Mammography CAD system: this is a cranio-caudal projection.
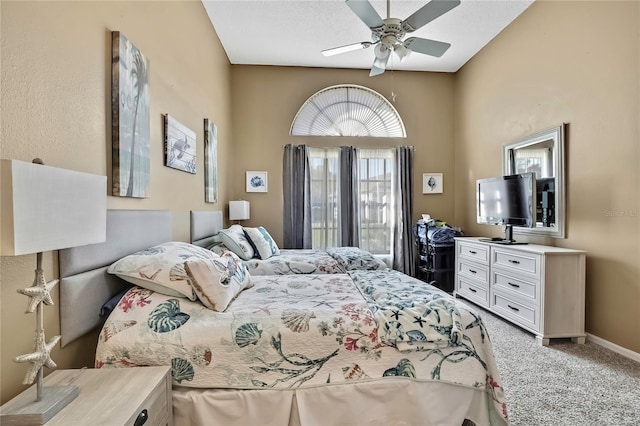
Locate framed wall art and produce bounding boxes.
[111,31,150,198]
[204,118,218,203]
[164,114,196,174]
[423,173,443,194]
[246,171,268,193]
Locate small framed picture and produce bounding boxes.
[246,171,268,193]
[164,114,196,174]
[423,173,443,194]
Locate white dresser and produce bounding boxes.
[454,237,586,346]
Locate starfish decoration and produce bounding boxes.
[413,315,426,328]
[15,330,61,385]
[17,270,58,313]
[391,309,403,320]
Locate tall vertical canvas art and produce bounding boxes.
[204,119,218,203]
[111,31,150,198]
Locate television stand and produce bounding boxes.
[479,238,528,245]
[479,225,528,245]
[454,237,587,345]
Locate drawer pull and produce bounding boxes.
[469,288,477,293]
[469,250,477,254]
[508,282,520,288]
[468,269,477,274]
[134,409,148,426]
[507,304,520,312]
[508,259,520,265]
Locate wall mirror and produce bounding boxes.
[503,124,566,238]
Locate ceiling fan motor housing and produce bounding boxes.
[372,18,405,48]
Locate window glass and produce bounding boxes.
[309,147,394,256]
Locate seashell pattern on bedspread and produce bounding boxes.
[95,272,507,424]
[242,249,347,275]
[233,246,385,276]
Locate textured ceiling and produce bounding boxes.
[202,0,534,73]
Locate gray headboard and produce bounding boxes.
[190,210,223,248]
[58,210,172,347]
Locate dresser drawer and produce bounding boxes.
[493,271,538,301]
[492,292,538,331]
[457,259,489,283]
[492,248,540,276]
[457,277,489,307]
[457,241,489,264]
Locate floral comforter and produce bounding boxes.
[96,271,507,424]
[238,246,387,276]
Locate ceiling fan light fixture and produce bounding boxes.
[394,44,409,61]
[374,43,389,59]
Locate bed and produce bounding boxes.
[189,210,388,275]
[59,210,508,426]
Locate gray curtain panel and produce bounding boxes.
[339,146,360,247]
[393,146,415,275]
[283,144,312,249]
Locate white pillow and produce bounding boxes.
[107,242,216,300]
[218,225,255,260]
[244,226,280,259]
[185,251,253,312]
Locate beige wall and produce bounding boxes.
[230,65,456,244]
[0,0,232,403]
[455,0,640,352]
[2,0,638,408]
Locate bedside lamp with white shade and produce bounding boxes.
[229,200,250,222]
[0,159,107,424]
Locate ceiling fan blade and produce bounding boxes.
[321,41,373,57]
[346,0,384,29]
[370,47,390,76]
[402,0,461,32]
[404,37,451,57]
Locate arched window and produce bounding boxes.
[290,84,406,137]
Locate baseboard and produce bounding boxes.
[586,333,640,363]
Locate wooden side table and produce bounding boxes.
[1,367,173,426]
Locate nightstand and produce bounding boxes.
[1,366,173,426]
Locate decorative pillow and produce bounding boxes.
[204,234,223,248]
[184,251,253,312]
[218,225,255,260]
[107,242,216,300]
[244,226,280,260]
[206,242,232,256]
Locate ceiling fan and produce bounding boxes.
[322,0,461,76]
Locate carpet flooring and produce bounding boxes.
[474,306,640,426]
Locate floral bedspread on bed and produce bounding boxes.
[242,249,346,275]
[96,272,507,424]
[349,269,466,351]
[238,246,387,276]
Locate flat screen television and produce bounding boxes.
[476,173,536,244]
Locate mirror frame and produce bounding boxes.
[503,124,566,238]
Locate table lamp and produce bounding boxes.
[229,200,250,222]
[0,159,107,424]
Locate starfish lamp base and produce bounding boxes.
[0,384,79,425]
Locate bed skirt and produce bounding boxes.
[172,379,505,426]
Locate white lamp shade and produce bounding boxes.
[1,159,107,256]
[229,200,250,221]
